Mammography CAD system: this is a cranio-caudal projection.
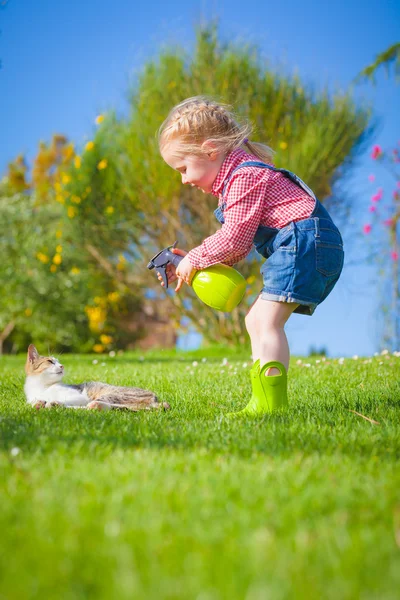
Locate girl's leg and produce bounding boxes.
[245,297,299,375]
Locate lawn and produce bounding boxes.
[0,347,399,600]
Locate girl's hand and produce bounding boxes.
[156,247,196,292]
[175,254,197,292]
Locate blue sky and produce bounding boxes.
[1,0,399,356]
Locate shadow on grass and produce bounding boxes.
[1,400,399,461]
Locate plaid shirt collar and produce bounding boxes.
[211,149,252,198]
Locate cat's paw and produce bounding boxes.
[87,400,110,411]
[33,400,46,410]
[45,400,63,409]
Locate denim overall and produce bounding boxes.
[214,161,344,315]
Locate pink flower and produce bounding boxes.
[363,224,372,234]
[371,145,382,160]
[391,251,399,261]
[397,181,400,189]
[368,174,375,182]
[369,205,377,213]
[383,219,394,227]
[371,188,383,202]
[393,190,400,200]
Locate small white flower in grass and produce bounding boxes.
[393,351,400,357]
[374,352,379,356]
[92,359,98,365]
[202,357,207,362]
[296,359,302,365]
[379,361,383,365]
[186,366,190,371]
[109,350,116,357]
[10,447,21,457]
[192,361,198,367]
[353,355,359,360]
[101,362,106,367]
[242,362,248,368]
[322,357,326,362]
[304,363,311,368]
[338,358,345,365]
[381,349,389,355]
[222,358,228,366]
[316,360,321,364]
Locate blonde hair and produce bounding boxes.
[158,96,274,163]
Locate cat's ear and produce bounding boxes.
[27,344,40,363]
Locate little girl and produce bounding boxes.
[158,96,344,416]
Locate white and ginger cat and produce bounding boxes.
[24,344,170,412]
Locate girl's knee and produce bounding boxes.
[245,310,257,334]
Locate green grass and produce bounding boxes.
[0,348,399,600]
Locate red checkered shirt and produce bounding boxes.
[187,149,315,269]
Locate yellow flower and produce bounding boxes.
[100,334,113,345]
[95,114,105,124]
[53,254,62,265]
[86,186,92,194]
[105,206,114,214]
[93,344,105,353]
[56,229,63,239]
[85,305,106,333]
[61,173,71,185]
[97,159,108,170]
[279,141,288,150]
[25,308,33,317]
[85,141,94,151]
[56,245,62,253]
[55,194,65,204]
[67,206,77,218]
[54,182,62,192]
[36,252,49,264]
[107,291,120,303]
[74,156,81,169]
[50,264,57,273]
[71,195,81,204]
[70,267,80,275]
[117,254,127,271]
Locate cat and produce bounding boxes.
[24,344,170,412]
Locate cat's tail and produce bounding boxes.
[92,399,170,411]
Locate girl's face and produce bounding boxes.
[161,140,226,194]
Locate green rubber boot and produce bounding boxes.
[227,360,288,417]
